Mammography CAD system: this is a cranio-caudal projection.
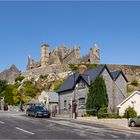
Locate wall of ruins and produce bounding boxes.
[22,64,70,79]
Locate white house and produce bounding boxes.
[38,91,59,114]
[117,91,140,115]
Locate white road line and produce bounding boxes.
[15,127,34,135]
[0,121,4,124]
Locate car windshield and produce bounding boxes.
[35,106,46,111]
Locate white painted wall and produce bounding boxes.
[118,91,140,116]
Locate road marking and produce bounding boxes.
[15,127,34,135]
[0,121,4,124]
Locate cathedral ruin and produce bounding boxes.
[27,44,100,70]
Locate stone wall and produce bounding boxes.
[22,64,70,79]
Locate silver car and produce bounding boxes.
[128,115,140,127]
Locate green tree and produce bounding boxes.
[86,76,108,115]
[54,81,63,91]
[15,75,25,82]
[2,84,14,105]
[21,80,39,97]
[124,106,137,118]
[13,89,22,105]
[0,80,7,94]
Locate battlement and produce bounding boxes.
[27,43,100,70]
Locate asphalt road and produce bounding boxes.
[0,111,140,139]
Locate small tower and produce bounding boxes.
[89,44,100,64]
[41,44,49,67]
[74,45,80,59]
[27,55,33,70]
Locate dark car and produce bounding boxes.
[128,115,140,127]
[26,106,50,118]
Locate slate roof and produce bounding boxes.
[81,65,108,82]
[57,65,106,93]
[57,72,80,93]
[57,64,127,93]
[110,70,128,82]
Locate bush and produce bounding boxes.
[81,113,90,117]
[54,81,63,91]
[123,106,137,118]
[131,79,138,86]
[127,85,135,93]
[21,80,40,97]
[97,106,108,118]
[15,76,25,82]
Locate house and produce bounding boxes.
[38,91,59,114]
[117,90,140,116]
[57,64,128,115]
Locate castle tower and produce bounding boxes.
[27,55,33,70]
[41,44,49,67]
[74,45,80,59]
[89,44,100,64]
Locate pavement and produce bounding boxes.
[54,114,140,133]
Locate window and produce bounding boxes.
[77,80,86,89]
[64,100,67,110]
[78,98,86,109]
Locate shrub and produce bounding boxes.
[81,113,90,117]
[15,76,25,82]
[131,79,138,86]
[97,106,108,118]
[123,106,137,118]
[54,81,63,91]
[127,85,135,93]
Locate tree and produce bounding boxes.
[124,106,137,118]
[86,76,108,115]
[2,84,14,105]
[13,89,22,105]
[21,80,39,97]
[54,80,64,91]
[15,75,25,82]
[0,80,7,94]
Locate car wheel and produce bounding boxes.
[130,121,136,127]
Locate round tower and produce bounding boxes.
[41,44,49,67]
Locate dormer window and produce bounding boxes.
[76,80,86,89]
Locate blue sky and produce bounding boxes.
[0,1,140,72]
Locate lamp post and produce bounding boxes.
[72,66,77,119]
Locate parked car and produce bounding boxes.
[26,101,45,107]
[26,106,50,118]
[128,115,140,127]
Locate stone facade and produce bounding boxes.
[58,66,127,115]
[27,44,100,70]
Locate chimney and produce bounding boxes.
[78,65,87,74]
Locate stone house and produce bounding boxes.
[57,65,128,115]
[117,90,140,116]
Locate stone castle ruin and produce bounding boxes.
[27,44,100,70]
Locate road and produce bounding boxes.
[0,111,140,139]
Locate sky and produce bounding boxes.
[0,1,140,72]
